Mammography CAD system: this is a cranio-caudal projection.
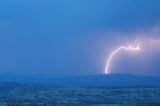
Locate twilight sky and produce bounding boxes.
[0,0,160,76]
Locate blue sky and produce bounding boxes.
[0,0,160,76]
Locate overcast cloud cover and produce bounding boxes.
[0,0,160,76]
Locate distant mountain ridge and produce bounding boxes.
[0,73,160,87]
[50,73,160,87]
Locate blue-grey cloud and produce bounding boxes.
[0,0,160,76]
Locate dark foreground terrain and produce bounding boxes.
[0,83,160,106]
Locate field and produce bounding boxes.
[0,83,160,106]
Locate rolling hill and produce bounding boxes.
[0,73,160,87]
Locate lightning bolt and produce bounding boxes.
[105,41,140,74]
